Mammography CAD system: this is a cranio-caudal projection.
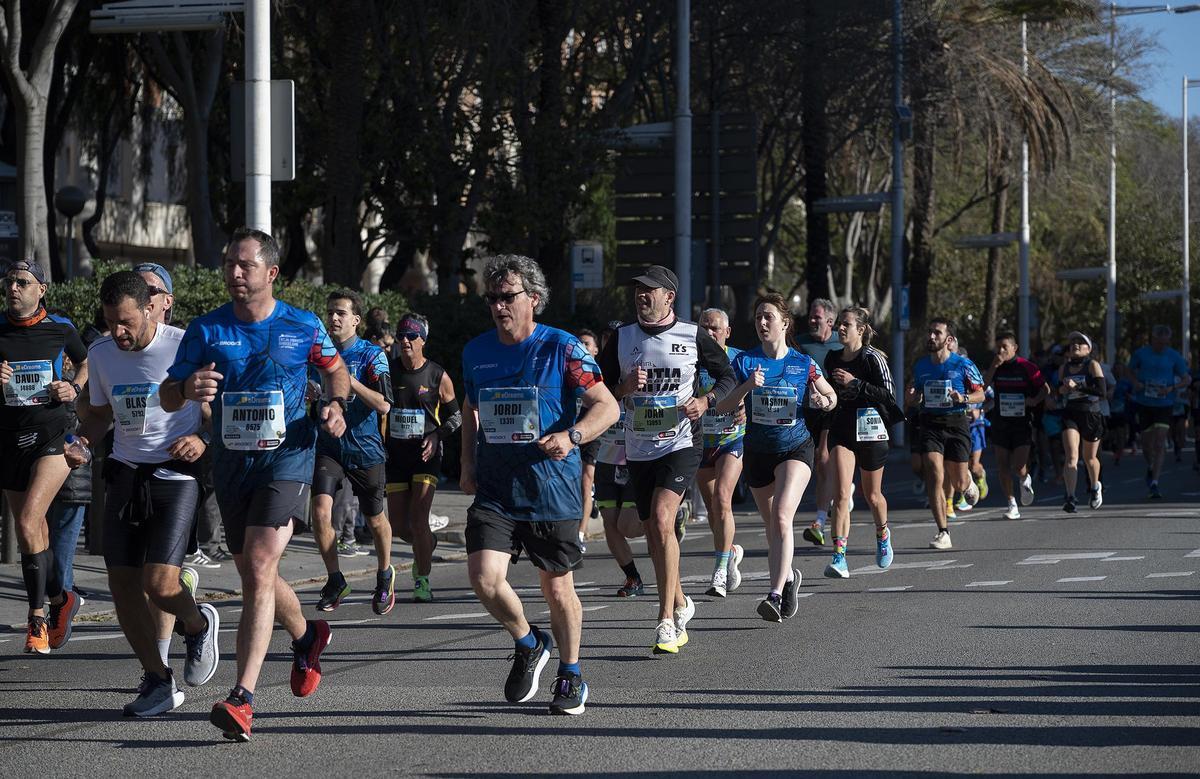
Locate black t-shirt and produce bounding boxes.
[389,358,447,441]
[0,308,87,431]
[824,345,896,428]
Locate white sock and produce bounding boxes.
[815,509,828,527]
[157,638,171,666]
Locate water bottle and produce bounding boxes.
[64,434,92,465]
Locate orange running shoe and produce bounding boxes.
[25,616,50,654]
[210,695,253,742]
[47,590,81,649]
[290,619,332,697]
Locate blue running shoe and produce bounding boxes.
[824,552,849,579]
[876,534,894,569]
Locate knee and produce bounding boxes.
[865,491,886,512]
[142,571,177,602]
[541,575,578,607]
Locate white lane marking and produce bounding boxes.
[1056,576,1106,583]
[1185,549,1200,558]
[868,586,912,592]
[1101,556,1145,562]
[324,618,380,626]
[794,592,814,599]
[927,563,974,570]
[1016,559,1060,566]
[966,580,1012,587]
[851,559,958,575]
[1145,511,1200,518]
[1146,571,1195,578]
[424,612,491,621]
[1027,552,1115,560]
[542,605,610,615]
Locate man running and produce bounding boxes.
[695,307,745,598]
[597,265,736,653]
[984,331,1048,519]
[908,318,984,550]
[1128,325,1191,499]
[161,228,349,741]
[795,298,842,546]
[0,259,87,654]
[387,312,458,603]
[75,270,219,715]
[310,290,395,614]
[460,255,618,715]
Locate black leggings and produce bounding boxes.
[103,459,200,569]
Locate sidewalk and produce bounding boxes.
[0,486,477,631]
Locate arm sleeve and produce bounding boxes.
[696,330,736,403]
[597,333,622,392]
[564,338,602,395]
[1082,369,1106,397]
[858,349,897,406]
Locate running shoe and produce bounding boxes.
[209,546,234,562]
[929,530,952,550]
[616,577,643,597]
[674,506,687,543]
[179,566,199,599]
[673,595,695,647]
[47,589,81,649]
[505,626,552,702]
[429,513,450,533]
[124,670,184,717]
[955,495,971,512]
[290,619,332,698]
[183,602,220,687]
[756,594,783,623]
[876,533,894,569]
[548,673,589,715]
[1005,499,1021,520]
[577,532,587,555]
[975,473,989,501]
[316,576,351,612]
[413,575,432,603]
[780,569,802,619]
[210,691,253,741]
[185,550,221,569]
[373,565,396,615]
[336,541,360,557]
[1063,496,1077,514]
[1019,474,1035,506]
[653,620,679,654]
[824,552,850,579]
[24,616,49,654]
[727,544,744,591]
[706,565,728,598]
[1149,481,1162,500]
[945,498,957,521]
[963,478,980,507]
[1089,482,1103,510]
[802,522,826,546]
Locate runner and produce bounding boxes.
[1128,324,1191,499]
[717,293,837,621]
[908,318,984,550]
[460,254,618,715]
[823,306,898,578]
[983,331,1048,519]
[595,407,647,596]
[795,298,842,546]
[74,270,219,715]
[310,290,396,614]
[1053,331,1106,512]
[695,307,745,598]
[0,259,87,654]
[597,265,736,653]
[161,228,349,741]
[387,312,458,603]
[959,346,990,512]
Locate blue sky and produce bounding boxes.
[1122,12,1200,117]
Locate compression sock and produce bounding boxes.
[619,561,640,580]
[20,551,49,611]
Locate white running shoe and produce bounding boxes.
[706,566,728,598]
[653,620,679,654]
[727,544,744,591]
[429,514,450,533]
[673,595,695,646]
[1089,482,1103,510]
[1005,500,1021,520]
[1019,474,1035,507]
[929,530,952,550]
[963,479,980,507]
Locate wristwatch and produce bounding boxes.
[328,396,349,412]
[70,382,83,397]
[568,427,583,446]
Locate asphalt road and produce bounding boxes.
[1,455,1198,776]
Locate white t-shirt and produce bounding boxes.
[89,324,202,475]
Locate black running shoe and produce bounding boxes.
[504,626,552,703]
[317,576,351,612]
[757,594,783,623]
[1062,496,1077,514]
[780,568,802,619]
[548,673,589,715]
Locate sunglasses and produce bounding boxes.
[484,289,528,306]
[4,277,36,289]
[147,286,168,297]
[398,332,423,342]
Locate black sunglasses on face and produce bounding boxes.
[484,289,528,306]
[4,277,34,289]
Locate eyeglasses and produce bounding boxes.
[397,332,422,342]
[147,286,167,297]
[4,277,34,289]
[484,289,529,306]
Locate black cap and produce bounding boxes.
[3,259,46,284]
[630,264,678,293]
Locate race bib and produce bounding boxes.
[855,407,889,442]
[629,395,680,441]
[388,408,425,440]
[1143,381,1168,400]
[998,392,1026,418]
[478,387,539,444]
[751,386,798,426]
[3,359,53,406]
[701,408,737,436]
[1066,374,1087,401]
[222,390,287,450]
[923,380,952,409]
[599,411,626,446]
[112,382,158,436]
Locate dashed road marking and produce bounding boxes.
[1101,556,1145,562]
[868,586,912,592]
[965,580,1012,587]
[1185,549,1200,559]
[1146,571,1195,578]
[1056,576,1106,583]
[424,612,491,621]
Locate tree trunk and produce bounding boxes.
[15,101,50,271]
[982,171,1009,348]
[183,111,222,266]
[801,4,831,303]
[321,0,366,287]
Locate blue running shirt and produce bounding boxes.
[700,345,745,448]
[1128,346,1189,408]
[314,336,390,469]
[463,324,602,521]
[166,301,339,488]
[912,353,983,415]
[731,347,821,453]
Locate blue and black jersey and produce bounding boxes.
[314,336,390,470]
[0,307,87,431]
[912,353,983,415]
[731,347,821,453]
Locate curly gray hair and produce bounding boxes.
[482,254,549,314]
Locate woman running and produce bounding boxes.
[1053,331,1105,512]
[717,293,837,622]
[822,306,897,578]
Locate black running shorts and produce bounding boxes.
[626,446,702,522]
[217,480,311,555]
[465,505,582,573]
[744,438,816,489]
[593,462,636,509]
[825,431,889,472]
[0,423,68,492]
[1136,405,1172,431]
[915,414,971,463]
[102,459,200,569]
[385,440,442,492]
[1062,408,1105,443]
[990,419,1033,451]
[313,455,386,516]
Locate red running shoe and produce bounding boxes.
[290,619,332,697]
[47,590,81,649]
[210,696,253,742]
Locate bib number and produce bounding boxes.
[855,407,889,442]
[112,382,158,435]
[388,408,425,440]
[701,408,737,436]
[3,359,53,406]
[923,380,952,409]
[751,386,798,426]
[1066,374,1087,401]
[478,387,539,444]
[630,395,680,441]
[222,390,287,450]
[600,411,626,446]
[998,392,1026,418]
[1144,381,1168,400]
